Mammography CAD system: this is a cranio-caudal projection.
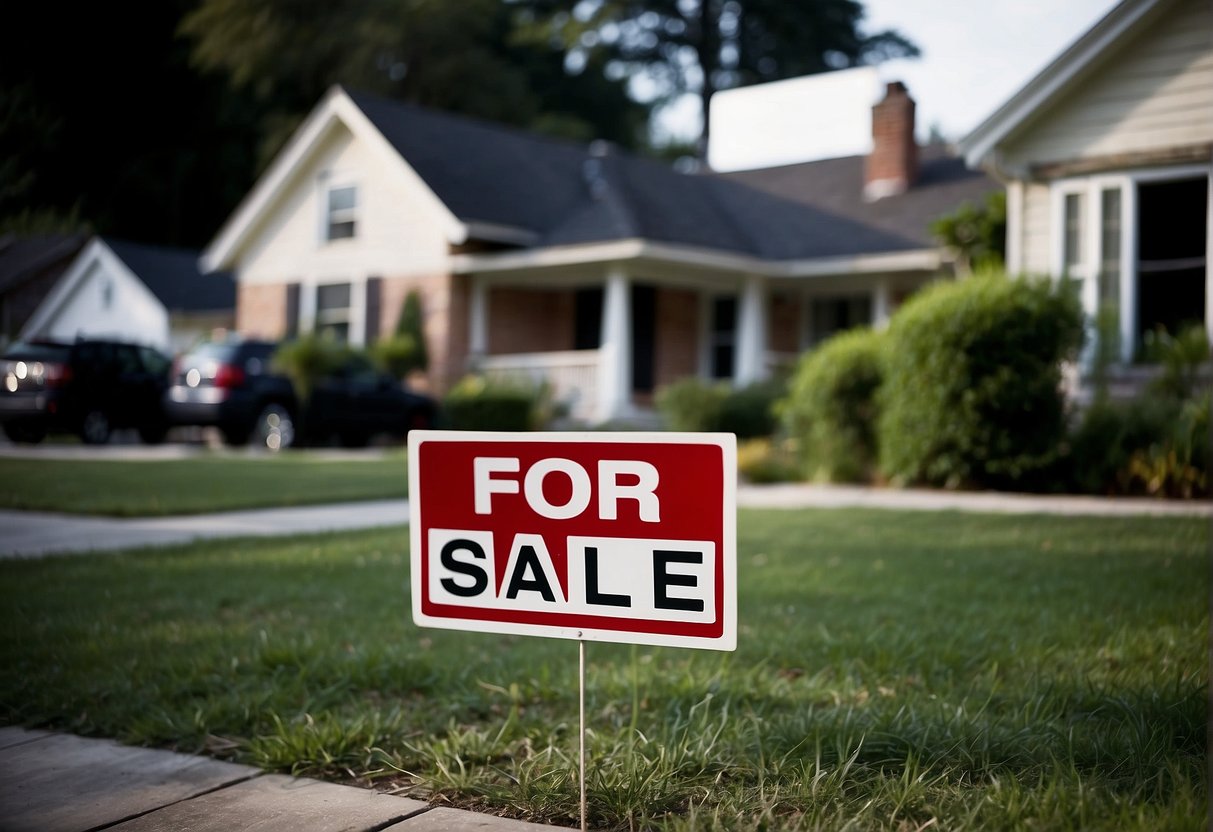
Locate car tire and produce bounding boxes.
[253,404,295,452]
[3,421,47,445]
[79,409,112,445]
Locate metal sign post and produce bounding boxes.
[579,639,587,832]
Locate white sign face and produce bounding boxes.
[408,431,737,651]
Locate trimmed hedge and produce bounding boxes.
[878,274,1083,489]
[443,376,543,431]
[656,378,783,438]
[781,326,884,482]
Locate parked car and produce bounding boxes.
[0,339,172,445]
[165,338,434,450]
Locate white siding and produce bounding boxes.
[1020,183,1054,276]
[1003,0,1213,168]
[25,252,170,350]
[237,122,451,288]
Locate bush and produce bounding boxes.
[781,327,884,482]
[656,378,728,432]
[443,376,544,431]
[656,378,783,437]
[273,334,354,401]
[718,379,785,439]
[371,333,422,380]
[1070,394,1210,498]
[737,438,801,483]
[1142,324,1210,399]
[878,273,1083,489]
[1067,397,1178,494]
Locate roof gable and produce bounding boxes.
[960,0,1178,170]
[105,238,234,313]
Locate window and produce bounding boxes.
[1099,188,1121,314]
[1063,192,1085,275]
[1136,177,1207,346]
[709,296,736,380]
[325,185,357,241]
[315,282,352,342]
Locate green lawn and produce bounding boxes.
[0,509,1206,830]
[0,453,407,516]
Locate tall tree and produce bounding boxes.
[181,0,649,165]
[514,0,919,154]
[0,0,261,245]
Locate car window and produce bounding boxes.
[139,347,171,375]
[74,342,115,373]
[114,345,142,374]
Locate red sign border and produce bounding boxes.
[408,430,737,651]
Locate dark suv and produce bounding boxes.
[165,339,299,450]
[165,339,435,450]
[0,339,172,444]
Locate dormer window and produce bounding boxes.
[325,184,357,241]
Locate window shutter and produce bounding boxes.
[285,282,301,338]
[364,276,382,345]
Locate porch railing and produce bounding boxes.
[478,349,601,423]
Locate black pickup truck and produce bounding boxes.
[165,339,434,450]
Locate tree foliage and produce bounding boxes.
[514,0,919,152]
[180,0,648,165]
[930,190,1007,275]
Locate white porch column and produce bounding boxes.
[469,275,488,363]
[734,274,769,386]
[872,278,892,330]
[596,265,632,422]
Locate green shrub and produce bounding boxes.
[370,333,422,379]
[718,379,785,438]
[273,334,355,401]
[656,377,783,437]
[1142,324,1210,399]
[781,327,884,482]
[1067,397,1178,494]
[737,438,801,483]
[655,378,728,432]
[443,376,544,431]
[878,273,1083,489]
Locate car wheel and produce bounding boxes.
[3,421,47,444]
[253,404,294,452]
[79,409,112,445]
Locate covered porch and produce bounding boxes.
[454,246,942,425]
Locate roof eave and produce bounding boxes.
[451,239,943,278]
[959,0,1169,171]
[200,86,470,273]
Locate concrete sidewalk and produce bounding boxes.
[0,727,568,832]
[3,484,1209,559]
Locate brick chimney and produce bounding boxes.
[865,81,918,201]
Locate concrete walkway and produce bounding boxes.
[0,727,568,832]
[2,484,1208,559]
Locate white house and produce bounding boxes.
[202,82,997,424]
[960,0,1212,366]
[21,237,235,354]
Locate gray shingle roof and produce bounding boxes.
[0,233,87,292]
[346,89,999,261]
[104,239,235,313]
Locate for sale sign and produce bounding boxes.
[408,431,736,651]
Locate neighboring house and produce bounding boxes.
[0,232,88,347]
[960,0,1212,368]
[21,237,235,354]
[202,83,996,423]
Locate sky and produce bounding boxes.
[659,0,1124,146]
